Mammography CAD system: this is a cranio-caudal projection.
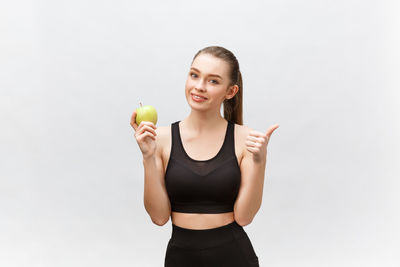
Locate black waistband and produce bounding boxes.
[169,220,248,249]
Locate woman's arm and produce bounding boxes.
[143,127,171,226]
[234,124,279,226]
[234,145,267,226]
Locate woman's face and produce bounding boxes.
[185,53,236,112]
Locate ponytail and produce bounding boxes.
[223,69,243,125]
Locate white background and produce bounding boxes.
[1,0,399,266]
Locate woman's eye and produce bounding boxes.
[190,73,218,84]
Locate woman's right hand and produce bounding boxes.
[130,110,157,159]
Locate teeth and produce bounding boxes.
[193,95,205,99]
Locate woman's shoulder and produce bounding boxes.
[232,122,254,162]
[155,124,171,141]
[154,124,173,154]
[232,122,253,139]
[154,120,182,141]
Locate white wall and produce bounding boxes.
[1,0,399,266]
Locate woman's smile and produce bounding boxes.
[191,93,208,102]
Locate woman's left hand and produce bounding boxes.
[245,123,279,163]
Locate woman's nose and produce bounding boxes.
[195,80,206,91]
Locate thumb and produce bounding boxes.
[266,124,279,138]
[130,110,138,131]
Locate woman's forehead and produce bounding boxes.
[191,54,229,77]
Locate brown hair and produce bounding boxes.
[191,46,243,125]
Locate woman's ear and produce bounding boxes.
[225,85,239,100]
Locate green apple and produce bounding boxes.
[135,102,158,126]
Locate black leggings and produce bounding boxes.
[164,220,259,267]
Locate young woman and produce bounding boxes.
[130,46,279,267]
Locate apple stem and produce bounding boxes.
[139,102,142,107]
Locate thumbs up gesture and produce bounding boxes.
[245,124,279,163]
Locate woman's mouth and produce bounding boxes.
[191,93,207,102]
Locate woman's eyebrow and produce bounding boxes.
[190,67,222,79]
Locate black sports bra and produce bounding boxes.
[165,120,241,213]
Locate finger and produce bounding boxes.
[247,135,265,144]
[249,130,267,138]
[137,125,157,137]
[136,121,156,134]
[245,140,262,148]
[266,124,279,138]
[246,146,259,153]
[138,121,157,130]
[137,124,157,137]
[137,131,156,141]
[130,110,138,131]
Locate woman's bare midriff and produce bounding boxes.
[171,211,235,229]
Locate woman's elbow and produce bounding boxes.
[151,216,170,226]
[234,214,254,227]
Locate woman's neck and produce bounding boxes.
[182,111,226,134]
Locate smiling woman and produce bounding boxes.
[130,45,279,267]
